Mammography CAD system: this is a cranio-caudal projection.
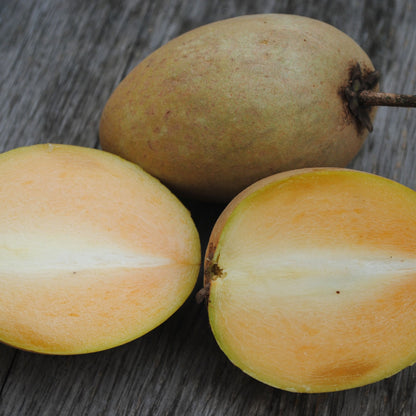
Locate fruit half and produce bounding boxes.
[202,168,416,392]
[0,144,200,354]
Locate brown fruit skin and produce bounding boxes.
[99,14,377,202]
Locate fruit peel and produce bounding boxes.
[99,14,377,202]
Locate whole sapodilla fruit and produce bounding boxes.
[0,144,200,354]
[99,14,378,202]
[199,168,416,392]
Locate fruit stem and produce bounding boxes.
[196,284,210,304]
[344,64,416,132]
[358,91,416,107]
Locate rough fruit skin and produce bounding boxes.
[0,144,200,354]
[204,168,416,392]
[99,14,377,202]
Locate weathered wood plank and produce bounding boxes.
[1,0,416,415]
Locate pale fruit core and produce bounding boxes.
[0,234,171,273]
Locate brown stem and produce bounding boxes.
[358,91,416,107]
[344,64,416,132]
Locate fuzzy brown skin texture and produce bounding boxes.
[99,14,377,202]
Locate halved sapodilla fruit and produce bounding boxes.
[199,168,416,392]
[0,144,200,354]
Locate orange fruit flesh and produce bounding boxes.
[0,144,200,354]
[207,169,416,392]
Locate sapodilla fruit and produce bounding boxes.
[198,168,416,392]
[0,144,200,354]
[99,14,381,202]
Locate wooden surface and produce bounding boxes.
[1,0,416,415]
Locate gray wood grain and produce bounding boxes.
[1,0,416,415]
